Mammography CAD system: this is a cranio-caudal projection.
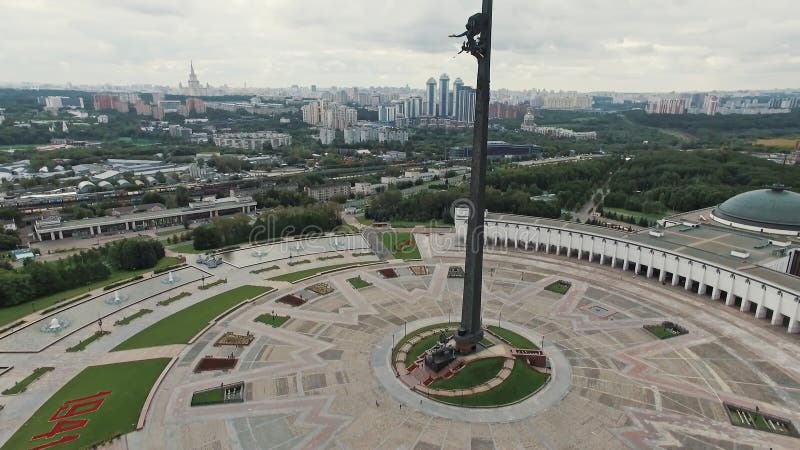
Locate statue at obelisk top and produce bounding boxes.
[451,0,492,355]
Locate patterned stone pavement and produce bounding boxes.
[2,233,800,449]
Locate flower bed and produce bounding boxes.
[379,268,398,278]
[308,282,334,295]
[277,294,307,307]
[194,357,238,373]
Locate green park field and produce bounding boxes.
[112,285,270,351]
[1,359,170,450]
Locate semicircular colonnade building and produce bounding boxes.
[454,192,800,334]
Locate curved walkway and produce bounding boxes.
[371,315,572,423]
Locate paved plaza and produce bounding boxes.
[2,233,800,449]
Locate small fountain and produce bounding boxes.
[161,270,181,285]
[251,248,269,258]
[41,317,70,334]
[105,290,129,306]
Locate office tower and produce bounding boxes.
[452,78,464,118]
[425,78,436,116]
[439,73,450,117]
[456,86,476,123]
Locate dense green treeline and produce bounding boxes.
[488,158,619,211]
[604,150,800,213]
[191,204,342,251]
[0,238,166,307]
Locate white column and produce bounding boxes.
[635,262,641,275]
[658,269,666,282]
[725,291,735,306]
[740,283,752,312]
[789,316,800,333]
[755,302,766,319]
[755,288,767,319]
[600,254,606,265]
[50,232,56,240]
[672,272,680,287]
[711,286,720,301]
[125,222,130,230]
[611,256,617,268]
[514,229,518,249]
[698,282,706,296]
[771,305,783,325]
[535,233,540,252]
[578,248,583,260]
[646,265,654,278]
[684,276,692,290]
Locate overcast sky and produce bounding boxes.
[1,0,798,92]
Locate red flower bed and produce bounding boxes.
[277,294,307,307]
[379,268,398,278]
[194,357,238,373]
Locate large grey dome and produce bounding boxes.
[712,186,800,232]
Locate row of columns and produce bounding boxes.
[484,223,800,334]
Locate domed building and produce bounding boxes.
[711,185,800,236]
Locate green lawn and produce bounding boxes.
[358,216,450,229]
[381,231,421,260]
[1,359,169,450]
[602,207,667,222]
[336,224,359,234]
[433,360,549,407]
[269,263,366,283]
[355,215,374,226]
[255,314,290,328]
[405,334,442,366]
[190,387,224,406]
[387,219,451,228]
[66,331,110,352]
[155,228,185,237]
[0,256,180,328]
[430,357,505,390]
[170,241,201,254]
[391,322,458,365]
[347,276,371,289]
[544,280,571,295]
[645,325,680,340]
[486,326,538,349]
[1,367,54,395]
[112,285,270,351]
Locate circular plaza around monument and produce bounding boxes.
[2,230,800,449]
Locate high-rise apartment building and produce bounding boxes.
[455,86,476,123]
[542,94,592,110]
[403,96,423,119]
[439,73,450,117]
[646,98,688,115]
[452,78,464,118]
[425,78,436,116]
[703,95,720,116]
[301,100,357,130]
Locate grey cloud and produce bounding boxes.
[0,0,798,91]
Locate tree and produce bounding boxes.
[175,186,190,207]
[141,192,166,205]
[0,271,33,307]
[192,224,222,250]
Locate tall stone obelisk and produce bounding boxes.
[452,0,493,354]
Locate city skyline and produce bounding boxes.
[1,0,799,92]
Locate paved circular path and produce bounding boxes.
[371,315,571,422]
